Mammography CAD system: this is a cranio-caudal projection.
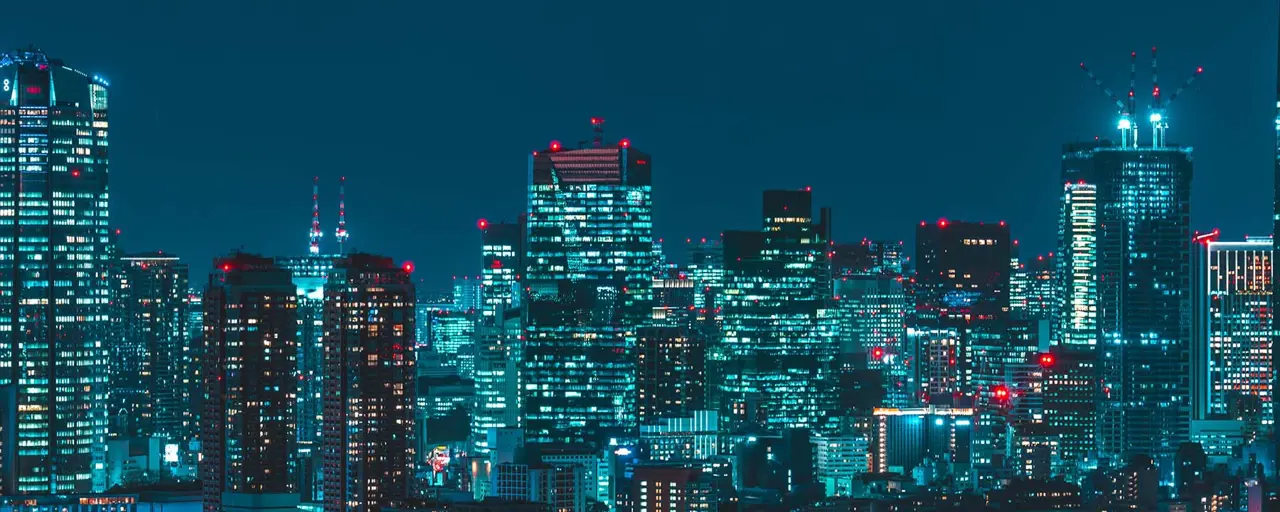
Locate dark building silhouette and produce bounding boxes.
[201,254,299,512]
[636,326,706,424]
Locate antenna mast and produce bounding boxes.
[309,177,321,255]
[591,117,605,147]
[335,176,349,255]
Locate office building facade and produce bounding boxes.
[112,253,189,443]
[1062,140,1193,462]
[1192,236,1272,441]
[0,49,112,495]
[718,189,836,432]
[522,140,654,444]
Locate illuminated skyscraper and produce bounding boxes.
[685,238,723,312]
[201,254,300,512]
[427,308,477,377]
[1192,235,1272,441]
[523,136,654,444]
[1058,183,1098,348]
[1062,136,1193,463]
[1072,51,1197,462]
[112,253,189,443]
[322,254,417,512]
[472,220,523,454]
[1043,182,1101,481]
[718,189,837,432]
[453,275,483,312]
[834,275,911,407]
[0,48,111,495]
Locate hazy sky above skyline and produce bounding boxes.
[3,1,1276,290]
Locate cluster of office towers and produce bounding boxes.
[0,45,1271,510]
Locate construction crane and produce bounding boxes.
[1080,48,1201,149]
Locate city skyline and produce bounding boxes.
[0,1,1274,289]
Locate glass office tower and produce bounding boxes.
[718,189,837,432]
[523,140,654,445]
[1062,139,1193,463]
[0,49,111,495]
[113,253,190,443]
[1192,236,1272,441]
[472,220,523,454]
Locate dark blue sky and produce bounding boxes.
[4,1,1276,289]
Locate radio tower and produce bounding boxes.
[309,176,322,255]
[335,176,349,254]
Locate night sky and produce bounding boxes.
[4,1,1276,290]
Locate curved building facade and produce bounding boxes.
[0,48,111,495]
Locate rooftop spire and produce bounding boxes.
[335,176,349,254]
[309,177,321,255]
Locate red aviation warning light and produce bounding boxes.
[1038,353,1056,368]
[477,218,489,230]
[872,347,884,359]
[402,262,415,273]
[549,140,562,152]
[619,138,630,148]
[993,385,1010,400]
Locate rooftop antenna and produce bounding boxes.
[309,177,322,255]
[335,176,349,255]
[591,117,605,147]
[1080,61,1134,147]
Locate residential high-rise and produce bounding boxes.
[322,254,417,512]
[522,136,654,444]
[1192,235,1272,441]
[636,326,706,424]
[201,254,300,512]
[182,292,203,474]
[718,189,837,432]
[472,220,523,454]
[0,48,112,495]
[1062,136,1193,463]
[112,253,190,444]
